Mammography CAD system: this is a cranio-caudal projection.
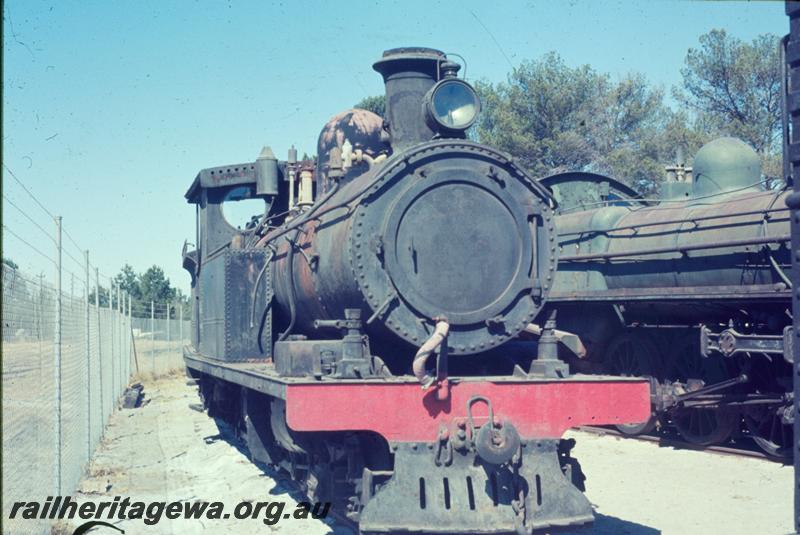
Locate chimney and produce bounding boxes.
[373,47,446,150]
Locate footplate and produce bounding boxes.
[359,440,592,534]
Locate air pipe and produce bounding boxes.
[413,319,450,388]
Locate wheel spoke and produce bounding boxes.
[605,333,659,436]
[675,407,736,447]
[769,410,778,443]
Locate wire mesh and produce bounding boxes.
[130,315,189,376]
[2,266,56,535]
[1,263,190,534]
[88,303,103,455]
[60,290,89,497]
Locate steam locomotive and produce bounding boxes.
[181,48,650,533]
[541,137,793,458]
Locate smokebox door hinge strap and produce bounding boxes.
[366,290,398,325]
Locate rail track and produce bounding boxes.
[577,425,786,462]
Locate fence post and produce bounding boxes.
[151,300,155,373]
[166,303,171,353]
[95,268,103,421]
[126,292,130,383]
[53,216,63,496]
[110,283,116,403]
[120,291,125,388]
[128,294,130,377]
[117,285,122,391]
[119,292,126,386]
[84,250,91,460]
[179,302,183,345]
[123,290,128,384]
[37,272,44,339]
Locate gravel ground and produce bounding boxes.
[71,376,791,535]
[561,429,791,535]
[72,375,353,535]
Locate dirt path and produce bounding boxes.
[561,428,791,534]
[73,376,791,534]
[73,375,353,534]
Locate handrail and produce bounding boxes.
[559,234,791,262]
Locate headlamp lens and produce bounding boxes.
[430,80,480,130]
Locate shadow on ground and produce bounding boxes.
[211,417,658,535]
[211,417,356,534]
[589,513,660,534]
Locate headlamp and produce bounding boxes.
[424,78,480,133]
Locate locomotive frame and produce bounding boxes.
[783,2,800,528]
[180,47,651,534]
[540,152,793,457]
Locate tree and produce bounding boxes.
[474,52,680,195]
[173,288,191,320]
[676,29,781,180]
[353,30,781,194]
[88,285,112,307]
[589,73,670,194]
[475,53,604,176]
[138,265,176,305]
[91,264,141,308]
[1,260,31,339]
[89,264,188,318]
[354,95,385,116]
[113,264,141,300]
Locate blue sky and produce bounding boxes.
[2,0,787,292]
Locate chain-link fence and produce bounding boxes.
[1,263,190,535]
[130,307,188,377]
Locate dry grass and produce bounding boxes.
[50,520,75,535]
[130,367,185,384]
[86,465,121,478]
